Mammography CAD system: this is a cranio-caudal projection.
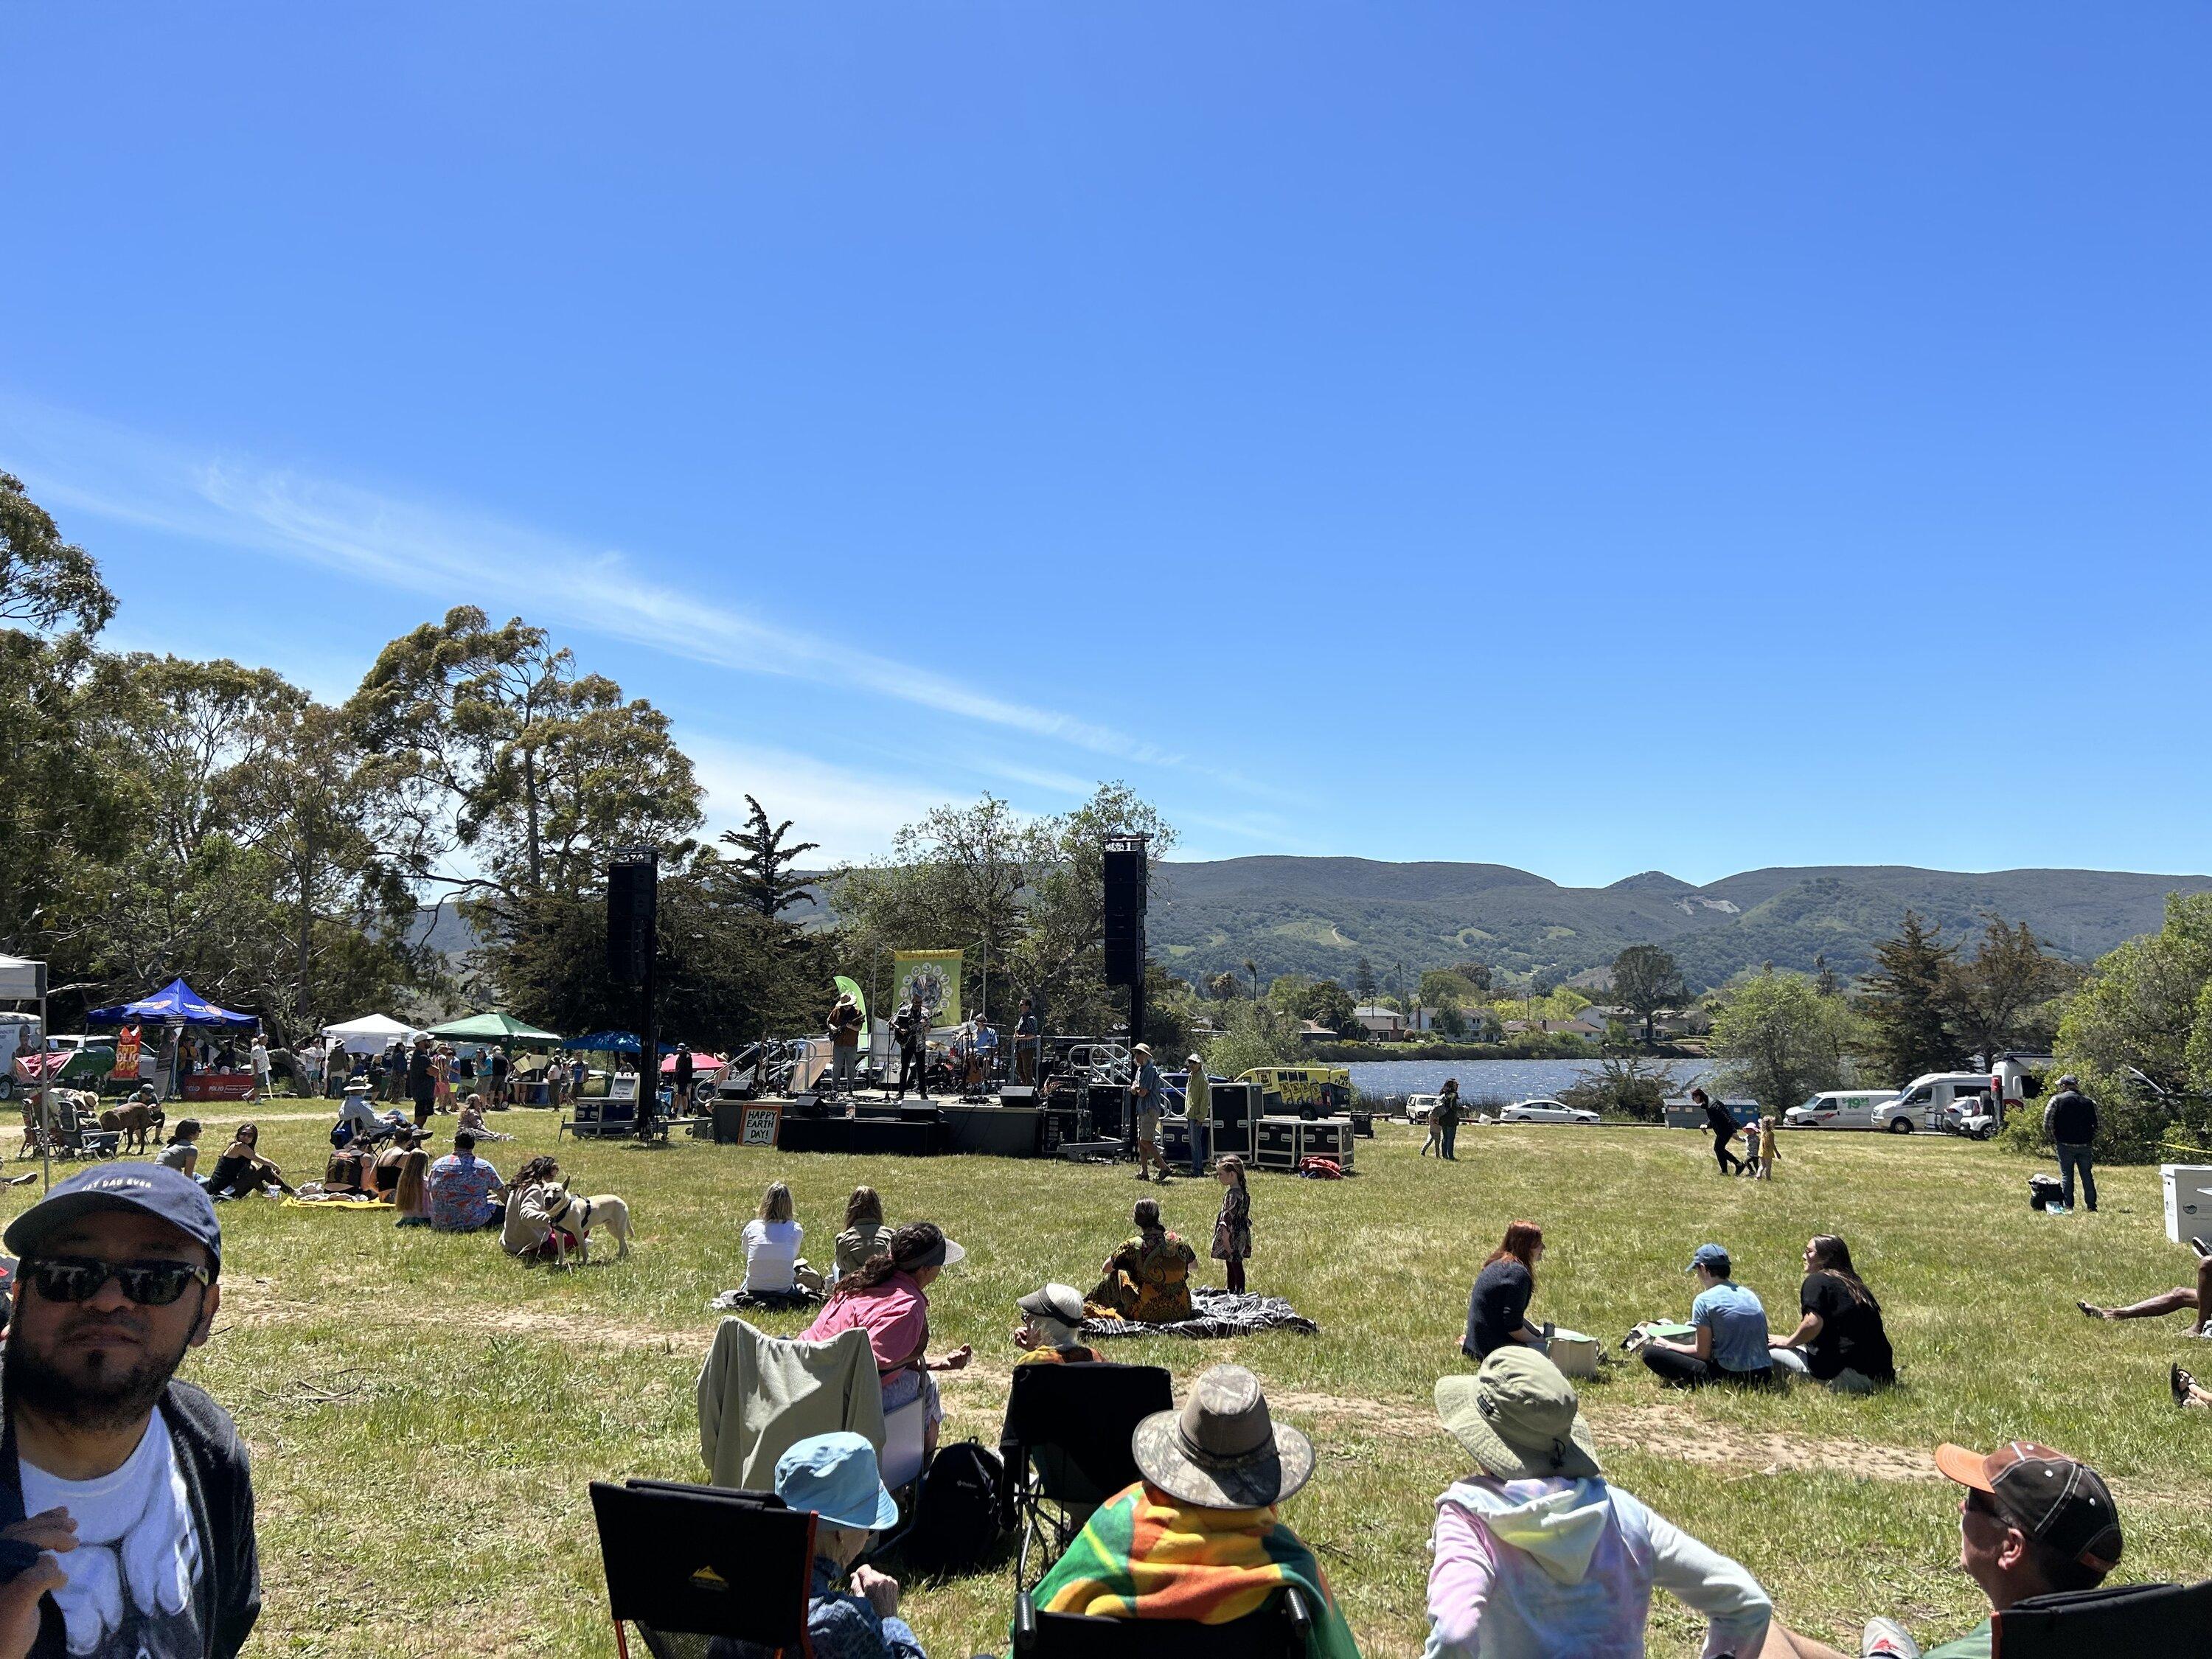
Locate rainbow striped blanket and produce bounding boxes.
[1026,1482,1361,1659]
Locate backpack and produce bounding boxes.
[897,1440,1004,1576]
[330,1121,355,1150]
[2028,1172,2065,1211]
[1298,1156,1345,1180]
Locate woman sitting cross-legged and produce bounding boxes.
[1086,1197,1197,1324]
[741,1180,824,1301]
[802,1222,972,1466]
[1464,1221,1548,1363]
[1425,1349,1774,1658]
[204,1122,296,1199]
[834,1184,893,1282]
[1638,1243,1775,1389]
[1768,1235,1896,1392]
[721,1431,925,1659]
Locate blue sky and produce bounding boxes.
[4,6,2206,881]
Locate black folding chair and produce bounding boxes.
[998,1361,1175,1591]
[589,1478,818,1659]
[1992,1578,2212,1656]
[1012,1585,1311,1658]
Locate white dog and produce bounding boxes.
[541,1185,633,1265]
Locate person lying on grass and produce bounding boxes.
[1767,1236,1895,1392]
[1085,1198,1197,1325]
[1023,1363,1360,1659]
[1763,1440,2121,1659]
[1425,1348,1773,1659]
[2077,1237,2212,1336]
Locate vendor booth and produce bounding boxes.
[323,1013,425,1054]
[86,978,257,1102]
[429,1011,563,1103]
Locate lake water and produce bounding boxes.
[1345,1057,1715,1105]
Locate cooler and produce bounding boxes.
[2163,1165,2212,1247]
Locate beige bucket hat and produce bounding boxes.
[1132,1364,1315,1509]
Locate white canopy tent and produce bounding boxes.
[0,956,45,1001]
[322,1014,425,1055]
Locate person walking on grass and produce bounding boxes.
[1211,1156,1253,1295]
[1433,1079,1464,1161]
[2042,1075,2098,1214]
[1129,1045,1167,1183]
[1183,1054,1212,1178]
[1695,1088,1745,1176]
[1755,1116,1778,1181]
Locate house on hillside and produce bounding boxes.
[1298,1020,1338,1044]
[1352,1004,1406,1039]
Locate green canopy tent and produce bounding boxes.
[424,1012,563,1044]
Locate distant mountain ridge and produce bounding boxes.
[1151,858,2212,990]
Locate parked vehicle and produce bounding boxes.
[1500,1097,1600,1125]
[1783,1089,1898,1131]
[1872,1072,1998,1134]
[0,1015,41,1100]
[1406,1092,1443,1124]
[1237,1065,1354,1119]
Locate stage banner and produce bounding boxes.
[834,975,868,1036]
[111,1026,144,1081]
[891,950,961,1028]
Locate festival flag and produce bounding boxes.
[891,950,961,1028]
[834,975,868,1035]
[111,1025,143,1081]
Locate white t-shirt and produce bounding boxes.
[18,1405,204,1658]
[249,1044,270,1078]
[741,1217,804,1293]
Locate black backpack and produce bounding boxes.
[897,1439,1004,1576]
[2028,1172,2065,1211]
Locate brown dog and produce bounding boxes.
[98,1100,166,1152]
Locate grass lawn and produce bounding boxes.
[131,1110,2212,1658]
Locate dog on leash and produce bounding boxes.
[98,1099,166,1153]
[540,1184,633,1265]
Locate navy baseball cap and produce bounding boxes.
[1686,1242,1733,1277]
[4,1164,223,1276]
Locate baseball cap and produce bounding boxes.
[4,1164,223,1276]
[1934,1441,2122,1571]
[1686,1243,1732,1277]
[773,1432,900,1531]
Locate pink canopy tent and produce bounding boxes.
[659,1051,726,1075]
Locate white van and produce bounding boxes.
[1784,1089,1896,1131]
[1872,1072,1996,1134]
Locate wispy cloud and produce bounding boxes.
[685,737,952,867]
[0,395,1204,775]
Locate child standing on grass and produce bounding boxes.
[1756,1116,1778,1180]
[1212,1155,1253,1295]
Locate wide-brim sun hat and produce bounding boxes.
[773,1431,901,1531]
[1133,1364,1314,1509]
[1436,1349,1601,1481]
[1017,1283,1085,1326]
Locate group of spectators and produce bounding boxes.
[313,1037,532,1112]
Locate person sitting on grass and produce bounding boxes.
[372,1127,424,1197]
[323,1138,375,1199]
[1425,1349,1774,1659]
[742,1180,824,1300]
[501,1155,573,1260]
[392,1146,433,1229]
[1463,1221,1548,1363]
[425,1130,505,1231]
[454,1093,514,1141]
[204,1123,295,1200]
[1012,1283,1102,1365]
[1025,1363,1360,1659]
[1764,1440,2121,1659]
[835,1184,892,1281]
[1086,1197,1197,1325]
[2076,1239,2212,1336]
[1639,1243,1774,1388]
[156,1117,204,1179]
[803,1222,972,1466]
[724,1432,924,1659]
[1769,1236,1895,1392]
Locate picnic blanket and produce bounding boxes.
[709,1285,824,1312]
[1025,1482,1360,1659]
[281,1196,393,1212]
[1081,1286,1316,1341]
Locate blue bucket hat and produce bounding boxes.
[773,1432,900,1531]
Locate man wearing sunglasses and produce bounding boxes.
[0,1165,257,1659]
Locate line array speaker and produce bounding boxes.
[606,858,657,987]
[1102,835,1148,987]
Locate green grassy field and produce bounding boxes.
[125,1111,2212,1657]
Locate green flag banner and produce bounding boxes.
[834,975,868,1036]
[891,950,962,1028]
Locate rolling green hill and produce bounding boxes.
[1151,858,2212,990]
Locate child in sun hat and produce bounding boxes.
[745,1431,925,1659]
[1425,1348,1773,1658]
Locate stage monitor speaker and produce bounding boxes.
[1102,836,1148,987]
[606,857,657,987]
[712,1102,748,1144]
[1210,1081,1259,1132]
[1087,1082,1129,1138]
[998,1085,1039,1107]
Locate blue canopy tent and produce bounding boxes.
[562,1030,640,1052]
[86,977,255,1029]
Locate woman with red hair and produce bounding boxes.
[1461,1221,1548,1361]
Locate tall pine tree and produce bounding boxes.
[1857,911,1958,1084]
[720,796,820,924]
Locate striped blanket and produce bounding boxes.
[1026,1482,1360,1659]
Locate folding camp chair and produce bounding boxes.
[589,1478,818,1659]
[1012,1585,1311,1659]
[998,1360,1175,1591]
[1989,1577,2212,1656]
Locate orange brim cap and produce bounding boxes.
[1933,1442,1997,1492]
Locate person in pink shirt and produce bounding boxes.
[803,1221,972,1464]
